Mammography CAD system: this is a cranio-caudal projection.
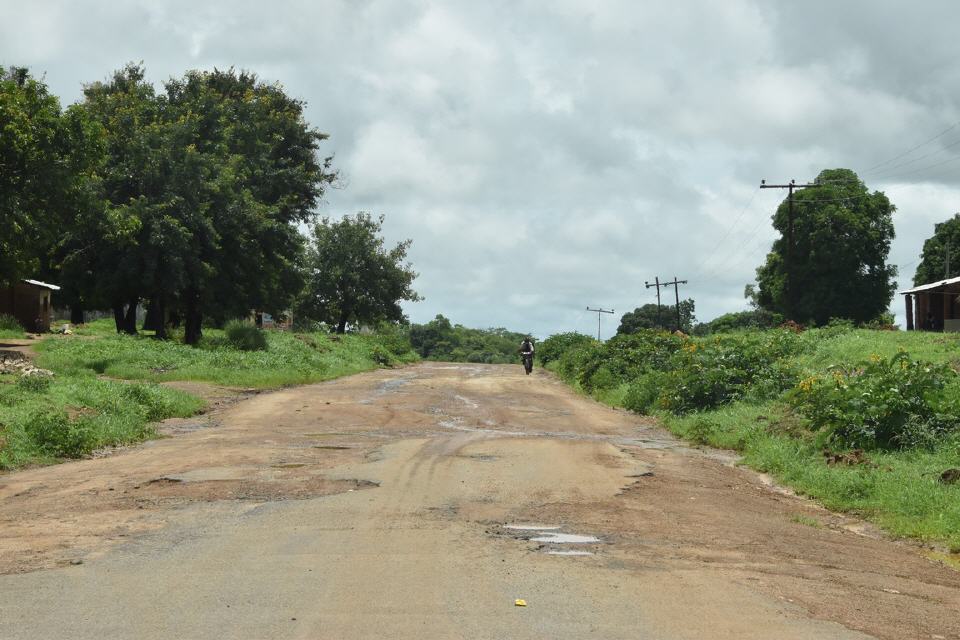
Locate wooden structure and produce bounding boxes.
[900,276,960,332]
[0,279,60,333]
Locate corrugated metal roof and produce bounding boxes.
[899,275,960,295]
[21,279,61,291]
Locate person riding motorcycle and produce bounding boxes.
[519,336,535,374]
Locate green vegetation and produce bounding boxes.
[0,372,201,469]
[299,213,421,334]
[409,315,530,364]
[1,319,418,469]
[914,212,960,285]
[0,314,26,339]
[36,319,418,388]
[753,168,897,324]
[224,320,269,352]
[544,326,960,547]
[617,299,696,333]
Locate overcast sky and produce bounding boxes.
[4,0,960,337]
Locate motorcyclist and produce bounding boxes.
[519,336,535,374]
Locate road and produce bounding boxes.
[1,363,958,639]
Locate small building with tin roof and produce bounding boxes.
[0,279,60,333]
[900,275,960,332]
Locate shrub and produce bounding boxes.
[22,409,96,457]
[120,383,178,421]
[623,372,665,414]
[224,320,268,351]
[789,351,960,450]
[16,373,53,393]
[538,332,595,366]
[0,314,23,332]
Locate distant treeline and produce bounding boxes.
[408,315,528,364]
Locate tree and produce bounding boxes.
[299,213,421,333]
[914,213,960,286]
[753,168,897,325]
[0,67,100,285]
[75,65,335,342]
[617,299,695,334]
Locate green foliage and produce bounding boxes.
[299,213,420,334]
[617,299,695,334]
[0,374,201,468]
[692,309,783,335]
[0,314,25,338]
[914,212,960,285]
[623,372,664,414]
[35,329,417,389]
[536,332,594,366]
[16,374,53,393]
[790,351,959,450]
[224,320,268,352]
[0,314,23,331]
[754,168,898,324]
[409,315,529,364]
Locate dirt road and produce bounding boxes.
[1,363,958,639]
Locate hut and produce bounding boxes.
[0,279,60,333]
[900,276,960,332]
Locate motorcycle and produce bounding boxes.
[520,351,534,375]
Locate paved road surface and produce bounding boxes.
[2,363,958,639]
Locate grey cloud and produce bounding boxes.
[3,0,959,334]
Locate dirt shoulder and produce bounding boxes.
[0,363,958,639]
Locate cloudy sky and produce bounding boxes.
[4,0,960,337]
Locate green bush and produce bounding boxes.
[22,409,96,458]
[224,320,268,351]
[623,372,665,414]
[537,332,595,366]
[0,313,23,332]
[16,374,53,393]
[789,351,960,450]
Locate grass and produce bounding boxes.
[662,401,960,549]
[0,318,418,470]
[36,319,418,388]
[0,372,202,469]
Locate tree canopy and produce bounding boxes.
[913,213,960,286]
[0,66,102,284]
[299,213,421,333]
[753,168,897,325]
[617,299,695,334]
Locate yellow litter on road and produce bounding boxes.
[514,599,527,607]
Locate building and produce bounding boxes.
[0,279,60,333]
[900,275,960,332]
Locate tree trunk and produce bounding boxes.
[123,298,138,335]
[336,314,348,334]
[70,306,84,325]
[184,291,202,345]
[154,297,167,340]
[113,304,124,333]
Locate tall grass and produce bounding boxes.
[36,325,419,388]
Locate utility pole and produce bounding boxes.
[760,179,816,320]
[586,306,614,341]
[946,241,951,279]
[660,276,688,331]
[644,277,663,328]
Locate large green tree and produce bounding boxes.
[299,213,421,333]
[0,67,101,285]
[617,299,695,334]
[74,65,334,342]
[913,213,960,286]
[753,168,897,325]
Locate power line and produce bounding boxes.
[691,187,760,277]
[867,136,960,180]
[864,120,960,172]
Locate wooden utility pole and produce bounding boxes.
[644,277,663,328]
[760,179,816,320]
[660,277,688,331]
[586,306,614,341]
